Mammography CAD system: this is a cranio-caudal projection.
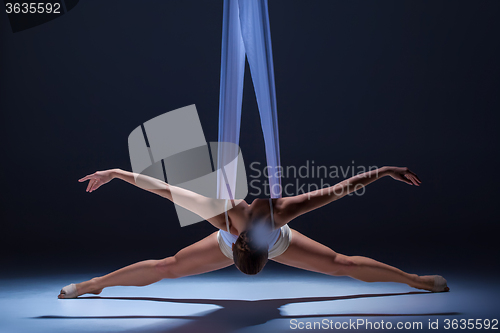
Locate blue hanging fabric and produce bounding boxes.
[217,0,246,201]
[217,0,282,200]
[238,0,282,198]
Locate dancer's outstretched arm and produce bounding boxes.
[79,169,229,228]
[274,166,421,226]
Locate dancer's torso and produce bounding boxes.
[220,198,281,249]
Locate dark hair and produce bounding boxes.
[233,229,268,275]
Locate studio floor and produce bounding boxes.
[1,267,499,333]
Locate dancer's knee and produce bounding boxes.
[330,255,358,276]
[154,257,180,279]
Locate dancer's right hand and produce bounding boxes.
[79,169,116,192]
[386,167,421,186]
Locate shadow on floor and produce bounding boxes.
[36,291,458,333]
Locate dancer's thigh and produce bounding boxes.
[271,228,351,275]
[169,231,234,277]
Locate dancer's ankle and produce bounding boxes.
[408,274,422,288]
[78,277,102,295]
[89,277,102,291]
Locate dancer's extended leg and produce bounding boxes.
[59,232,233,298]
[272,229,448,292]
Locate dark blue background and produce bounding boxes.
[1,0,499,275]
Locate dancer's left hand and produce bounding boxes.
[79,169,115,192]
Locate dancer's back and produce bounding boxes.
[222,198,279,236]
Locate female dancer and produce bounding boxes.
[58,166,448,298]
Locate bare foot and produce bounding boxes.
[58,278,103,299]
[415,275,450,292]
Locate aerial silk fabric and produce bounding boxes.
[217,0,282,200]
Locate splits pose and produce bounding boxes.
[58,166,448,299]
